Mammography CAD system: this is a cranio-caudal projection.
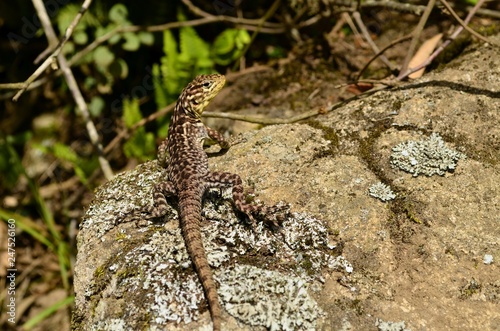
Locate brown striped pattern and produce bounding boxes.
[146,74,286,331]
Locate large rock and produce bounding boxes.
[74,36,500,330]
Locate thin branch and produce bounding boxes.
[31,0,114,180]
[13,0,92,101]
[0,15,287,93]
[351,11,396,71]
[203,84,390,124]
[203,109,318,125]
[103,103,175,155]
[474,7,500,19]
[399,0,489,80]
[439,0,495,45]
[360,0,427,15]
[297,14,322,28]
[398,0,436,79]
[181,0,283,29]
[334,0,500,19]
[34,44,56,64]
[232,0,282,71]
[356,34,413,81]
[69,17,215,66]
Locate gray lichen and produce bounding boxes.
[78,161,349,330]
[217,265,321,331]
[375,319,411,331]
[110,207,340,329]
[483,254,494,265]
[90,318,127,331]
[390,133,465,176]
[369,182,396,201]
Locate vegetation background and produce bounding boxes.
[0,0,498,329]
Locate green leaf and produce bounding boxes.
[52,143,78,164]
[22,296,74,330]
[57,4,81,33]
[73,29,88,45]
[161,30,182,96]
[162,30,179,82]
[180,26,210,61]
[109,33,121,44]
[212,29,250,65]
[84,76,96,89]
[89,96,105,117]
[96,24,121,44]
[93,46,115,68]
[50,143,90,184]
[62,41,75,56]
[123,129,155,161]
[122,32,140,51]
[139,31,154,45]
[235,29,251,49]
[152,64,169,108]
[0,133,30,189]
[122,98,156,160]
[122,98,142,128]
[109,4,128,24]
[213,29,237,56]
[57,3,98,33]
[109,58,129,79]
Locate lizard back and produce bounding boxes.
[151,73,286,330]
[166,74,226,331]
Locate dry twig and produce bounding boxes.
[438,0,494,45]
[13,0,92,101]
[352,11,396,71]
[30,0,114,180]
[356,34,412,81]
[398,0,437,79]
[399,0,492,80]
[103,103,175,155]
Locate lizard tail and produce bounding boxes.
[179,194,221,331]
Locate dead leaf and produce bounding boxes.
[347,82,374,95]
[408,33,443,79]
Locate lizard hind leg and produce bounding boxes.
[145,181,177,219]
[205,171,285,228]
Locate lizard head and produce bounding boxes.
[179,74,226,118]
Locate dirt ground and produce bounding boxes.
[74,33,499,330]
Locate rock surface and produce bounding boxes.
[74,36,500,330]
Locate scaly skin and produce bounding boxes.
[148,74,285,331]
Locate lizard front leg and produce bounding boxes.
[119,181,176,225]
[157,138,170,168]
[206,127,230,150]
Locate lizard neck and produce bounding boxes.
[171,103,201,126]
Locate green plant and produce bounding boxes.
[34,142,98,186]
[0,133,31,190]
[153,25,250,108]
[0,138,72,290]
[122,98,156,161]
[57,3,154,116]
[152,19,249,136]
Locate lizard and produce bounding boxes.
[146,73,286,331]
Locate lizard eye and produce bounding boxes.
[203,82,211,88]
